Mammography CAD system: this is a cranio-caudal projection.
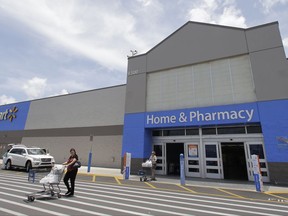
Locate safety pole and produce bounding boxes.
[87,135,93,173]
[180,153,185,185]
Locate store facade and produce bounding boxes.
[0,85,126,168]
[1,21,288,184]
[122,21,288,184]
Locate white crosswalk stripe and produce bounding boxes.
[0,171,287,216]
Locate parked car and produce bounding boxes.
[2,144,55,172]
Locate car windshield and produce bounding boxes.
[27,148,46,155]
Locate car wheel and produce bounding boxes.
[6,160,12,170]
[26,161,32,172]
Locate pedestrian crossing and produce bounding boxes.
[0,171,287,216]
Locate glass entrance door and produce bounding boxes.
[185,143,201,177]
[153,143,166,175]
[245,142,269,182]
[204,143,222,179]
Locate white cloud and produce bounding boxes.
[188,0,247,28]
[23,77,47,99]
[0,95,16,105]
[258,0,288,13]
[0,0,152,71]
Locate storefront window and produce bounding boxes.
[217,126,245,134]
[163,129,185,136]
[249,144,264,159]
[152,130,162,136]
[202,128,216,135]
[247,125,262,133]
[205,145,217,158]
[186,128,199,135]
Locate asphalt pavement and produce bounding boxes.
[1,159,288,194]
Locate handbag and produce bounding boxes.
[73,161,81,168]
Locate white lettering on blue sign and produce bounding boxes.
[189,109,254,122]
[146,109,255,126]
[147,115,177,125]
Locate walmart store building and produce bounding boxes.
[1,21,288,185]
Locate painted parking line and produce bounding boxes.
[264,192,288,201]
[76,174,288,203]
[145,182,156,188]
[216,188,246,199]
[177,184,197,193]
[115,177,122,185]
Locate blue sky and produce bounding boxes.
[0,0,288,105]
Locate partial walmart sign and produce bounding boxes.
[0,102,30,131]
[145,102,259,128]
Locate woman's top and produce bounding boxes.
[66,154,79,171]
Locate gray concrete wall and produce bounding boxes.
[25,85,126,129]
[246,23,288,101]
[125,73,147,113]
[146,22,248,73]
[22,135,122,168]
[268,162,288,185]
[126,21,288,115]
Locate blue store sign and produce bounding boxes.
[0,102,30,131]
[145,102,259,128]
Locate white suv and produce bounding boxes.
[3,144,55,172]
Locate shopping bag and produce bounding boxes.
[142,160,152,168]
[73,161,81,168]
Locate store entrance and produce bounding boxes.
[221,142,248,180]
[166,143,184,175]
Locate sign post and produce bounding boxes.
[180,153,185,185]
[87,135,93,173]
[252,154,263,192]
[123,152,131,180]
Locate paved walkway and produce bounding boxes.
[76,165,288,193]
[1,159,288,194]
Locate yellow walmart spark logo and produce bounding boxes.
[0,106,18,122]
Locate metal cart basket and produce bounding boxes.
[27,165,65,202]
[139,160,152,182]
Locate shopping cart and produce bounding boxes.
[139,160,152,182]
[27,165,65,202]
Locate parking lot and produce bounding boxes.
[73,169,288,203]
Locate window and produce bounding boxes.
[247,125,262,133]
[202,128,216,135]
[249,144,264,159]
[205,145,217,158]
[186,128,199,135]
[217,126,245,134]
[163,129,185,136]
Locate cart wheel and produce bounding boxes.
[57,193,61,198]
[28,196,35,202]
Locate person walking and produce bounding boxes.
[149,151,157,181]
[62,148,79,197]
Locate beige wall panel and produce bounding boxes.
[21,135,122,169]
[25,85,126,130]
